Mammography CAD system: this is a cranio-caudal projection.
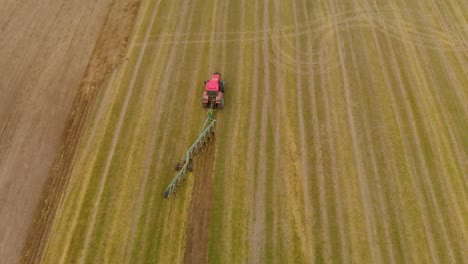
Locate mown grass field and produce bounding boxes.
[41,0,466,263]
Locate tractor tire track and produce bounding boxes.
[254,0,272,261]
[208,0,247,261]
[207,0,221,71]
[222,0,247,256]
[225,1,250,260]
[244,0,259,255]
[218,7,230,245]
[270,2,292,261]
[247,0,266,262]
[290,0,317,259]
[319,34,341,264]
[269,1,287,261]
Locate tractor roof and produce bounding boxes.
[205,72,221,91]
[205,80,219,91]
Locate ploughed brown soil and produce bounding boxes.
[0,0,139,263]
[183,137,216,264]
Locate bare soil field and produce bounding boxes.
[10,0,467,263]
[0,0,139,263]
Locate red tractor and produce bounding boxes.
[202,72,225,109]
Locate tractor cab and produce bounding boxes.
[202,72,225,109]
[205,73,221,91]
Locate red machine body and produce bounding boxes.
[202,72,225,109]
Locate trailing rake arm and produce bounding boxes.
[163,109,216,198]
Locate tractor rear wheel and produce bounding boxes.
[218,99,224,109]
[220,81,225,92]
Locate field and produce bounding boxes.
[0,0,139,262]
[22,0,467,263]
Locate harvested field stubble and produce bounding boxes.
[33,0,467,263]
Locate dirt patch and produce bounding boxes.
[0,0,113,262]
[19,0,140,263]
[183,137,216,264]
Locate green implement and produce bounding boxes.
[163,109,216,198]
